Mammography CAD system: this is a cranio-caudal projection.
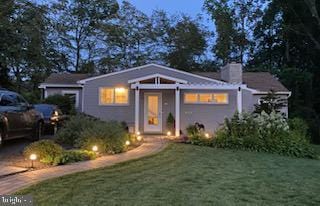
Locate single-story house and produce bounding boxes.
[39,63,290,136]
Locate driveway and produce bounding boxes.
[0,136,53,168]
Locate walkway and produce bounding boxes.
[0,137,167,194]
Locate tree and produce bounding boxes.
[52,0,119,72]
[165,15,208,71]
[254,90,287,115]
[98,1,153,72]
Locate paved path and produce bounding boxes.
[0,137,167,194]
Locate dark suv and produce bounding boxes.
[0,89,44,146]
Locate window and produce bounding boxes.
[184,93,228,104]
[100,87,128,105]
[184,93,198,103]
[62,90,79,108]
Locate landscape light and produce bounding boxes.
[92,145,98,152]
[205,133,210,138]
[136,131,140,136]
[167,131,171,136]
[137,136,142,141]
[29,154,37,169]
[126,140,130,146]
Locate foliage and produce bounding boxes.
[186,123,211,146]
[214,112,316,159]
[42,94,74,114]
[53,150,96,166]
[254,90,287,115]
[23,140,64,164]
[55,115,99,146]
[166,113,175,133]
[76,121,128,154]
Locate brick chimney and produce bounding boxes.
[220,62,243,84]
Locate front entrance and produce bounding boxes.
[144,93,162,133]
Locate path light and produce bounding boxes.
[167,131,171,136]
[126,140,131,146]
[205,133,210,138]
[92,145,98,152]
[136,131,140,136]
[137,135,142,141]
[29,154,37,169]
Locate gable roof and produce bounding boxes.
[77,64,227,85]
[193,72,289,92]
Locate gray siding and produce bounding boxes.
[180,90,237,133]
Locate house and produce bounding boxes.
[39,63,290,136]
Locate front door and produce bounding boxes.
[144,93,162,133]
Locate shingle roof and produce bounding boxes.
[43,71,289,92]
[192,72,289,92]
[43,73,92,84]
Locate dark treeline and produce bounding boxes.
[0,0,319,143]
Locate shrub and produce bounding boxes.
[186,123,210,146]
[55,115,99,146]
[214,111,316,159]
[76,121,128,154]
[23,140,64,164]
[53,150,96,165]
[42,94,74,114]
[166,113,175,133]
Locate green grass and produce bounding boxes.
[17,144,320,205]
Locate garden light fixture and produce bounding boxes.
[92,145,98,152]
[29,154,37,169]
[167,131,171,136]
[137,135,142,141]
[126,140,130,146]
[205,133,210,138]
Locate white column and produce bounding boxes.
[135,87,140,133]
[175,86,180,137]
[237,86,242,113]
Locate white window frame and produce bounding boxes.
[184,93,229,105]
[99,87,129,106]
[62,90,80,108]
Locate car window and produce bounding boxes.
[34,105,53,117]
[0,94,17,106]
[16,95,28,106]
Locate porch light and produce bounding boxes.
[137,135,142,141]
[205,133,210,138]
[167,131,171,136]
[125,140,131,146]
[92,145,98,152]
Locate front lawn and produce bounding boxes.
[17,144,320,205]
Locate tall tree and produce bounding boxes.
[52,0,118,72]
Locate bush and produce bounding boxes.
[214,111,317,159]
[53,150,96,165]
[55,115,100,146]
[166,113,175,133]
[42,94,74,114]
[23,140,64,164]
[186,123,210,146]
[76,121,128,154]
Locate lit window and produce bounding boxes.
[199,94,213,103]
[100,87,128,105]
[213,94,228,104]
[184,93,228,104]
[184,93,198,103]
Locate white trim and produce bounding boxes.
[237,87,242,113]
[128,73,188,84]
[144,93,162,133]
[252,91,292,96]
[98,87,130,106]
[135,88,140,133]
[175,88,180,137]
[39,84,82,88]
[44,90,48,98]
[81,86,85,112]
[62,90,80,108]
[131,83,242,90]
[78,64,227,84]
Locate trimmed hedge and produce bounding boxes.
[53,150,96,165]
